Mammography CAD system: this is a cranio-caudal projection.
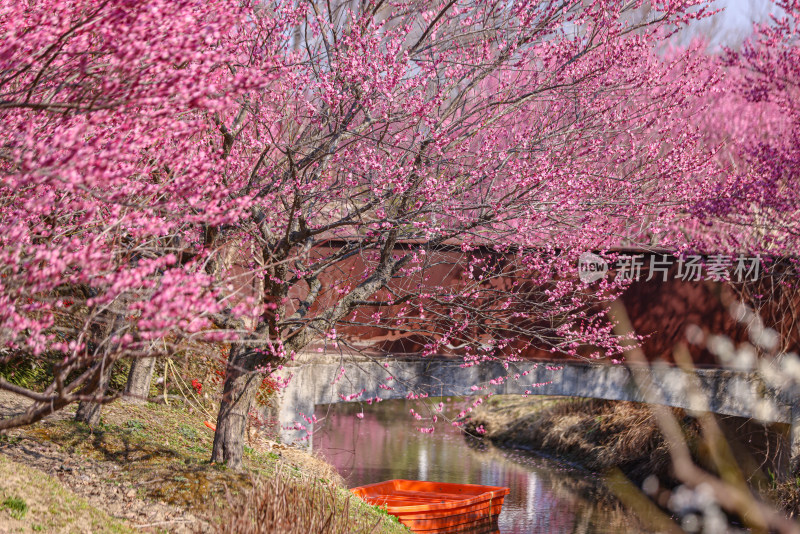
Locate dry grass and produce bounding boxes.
[465,396,701,483]
[210,468,391,534]
[767,479,800,519]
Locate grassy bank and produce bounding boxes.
[0,395,408,533]
[462,395,688,483]
[0,453,135,533]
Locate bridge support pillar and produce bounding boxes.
[790,404,800,476]
[277,394,315,448]
[275,364,316,448]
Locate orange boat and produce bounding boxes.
[350,479,509,533]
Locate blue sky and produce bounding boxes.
[688,0,776,45]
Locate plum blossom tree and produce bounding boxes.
[0,0,722,469]
[681,0,800,353]
[722,0,800,255]
[0,0,299,425]
[203,0,720,468]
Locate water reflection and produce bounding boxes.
[314,399,652,534]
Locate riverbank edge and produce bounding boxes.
[460,395,800,518]
[461,396,682,482]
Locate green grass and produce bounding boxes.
[124,419,144,432]
[3,496,28,519]
[177,423,199,441]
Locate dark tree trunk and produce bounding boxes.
[209,238,401,469]
[211,344,265,469]
[124,356,156,403]
[75,360,115,426]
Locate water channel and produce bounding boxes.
[314,398,652,534]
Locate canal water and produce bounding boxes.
[314,399,651,534]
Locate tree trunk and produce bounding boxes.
[211,344,265,469]
[124,356,156,403]
[75,360,115,426]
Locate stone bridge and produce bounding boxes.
[276,353,800,474]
